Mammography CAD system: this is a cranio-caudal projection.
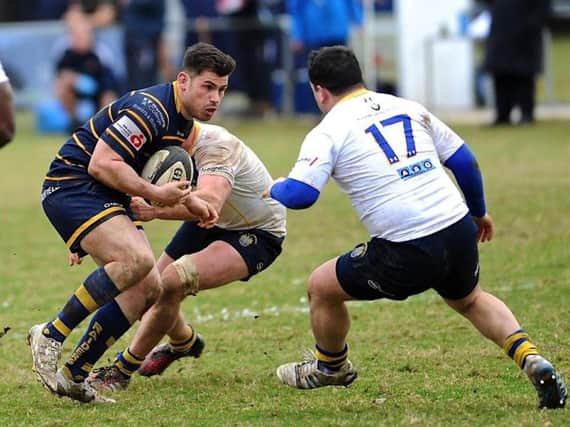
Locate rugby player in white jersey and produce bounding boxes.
[269,46,566,409]
[86,122,287,391]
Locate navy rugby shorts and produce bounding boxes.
[165,222,284,280]
[41,179,137,257]
[336,214,480,301]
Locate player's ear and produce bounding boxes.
[177,71,190,88]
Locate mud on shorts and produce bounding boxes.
[336,214,480,301]
[165,222,284,280]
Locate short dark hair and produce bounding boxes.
[182,42,236,77]
[308,45,364,96]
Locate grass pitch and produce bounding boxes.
[0,113,568,426]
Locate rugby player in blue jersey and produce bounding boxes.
[28,42,235,403]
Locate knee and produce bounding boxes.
[452,292,480,315]
[307,270,327,302]
[122,249,156,285]
[160,264,188,301]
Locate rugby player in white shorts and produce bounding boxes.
[269,46,566,409]
[86,122,287,392]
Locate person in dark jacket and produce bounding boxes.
[484,0,551,125]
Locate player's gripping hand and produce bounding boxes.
[152,180,191,207]
[131,196,156,221]
[473,214,494,243]
[185,194,219,229]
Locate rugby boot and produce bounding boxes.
[87,366,131,392]
[56,369,116,404]
[27,323,63,392]
[276,349,358,389]
[524,355,567,409]
[138,334,205,377]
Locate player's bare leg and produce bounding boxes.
[90,241,249,388]
[277,258,357,389]
[445,285,567,409]
[30,216,157,402]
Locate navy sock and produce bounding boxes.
[65,300,131,382]
[44,267,120,343]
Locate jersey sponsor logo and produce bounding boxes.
[140,97,167,128]
[256,262,265,271]
[239,233,258,247]
[201,165,232,175]
[295,156,319,166]
[114,116,147,150]
[397,158,435,180]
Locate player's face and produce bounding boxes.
[177,70,229,121]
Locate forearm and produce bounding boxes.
[89,157,159,201]
[153,204,195,220]
[445,145,486,217]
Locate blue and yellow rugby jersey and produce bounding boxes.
[45,81,193,181]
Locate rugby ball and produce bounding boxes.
[141,146,194,204]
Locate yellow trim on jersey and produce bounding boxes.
[66,206,125,249]
[72,133,93,157]
[75,284,99,312]
[163,135,186,143]
[186,121,201,154]
[55,154,86,169]
[89,118,100,140]
[106,128,136,158]
[44,175,81,181]
[338,88,369,104]
[52,318,72,337]
[124,109,152,140]
[141,91,170,127]
[107,104,114,121]
[173,81,182,113]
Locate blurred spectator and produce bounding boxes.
[484,0,551,126]
[0,60,16,148]
[64,0,119,28]
[180,0,224,47]
[217,0,280,116]
[120,0,174,91]
[286,0,363,113]
[54,17,119,130]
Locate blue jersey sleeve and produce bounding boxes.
[99,92,169,162]
[270,177,320,209]
[444,144,486,217]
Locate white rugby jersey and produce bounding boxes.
[288,88,469,242]
[191,123,286,237]
[0,61,8,84]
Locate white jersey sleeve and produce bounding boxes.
[288,129,338,191]
[428,112,465,163]
[0,61,9,84]
[192,124,286,237]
